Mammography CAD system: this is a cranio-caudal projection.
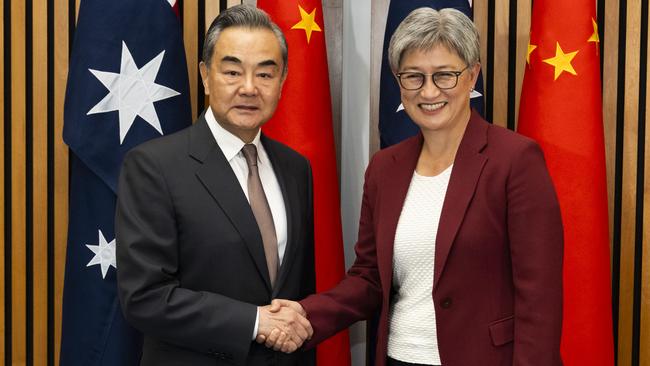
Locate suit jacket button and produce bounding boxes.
[441,297,452,309]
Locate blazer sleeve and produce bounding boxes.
[300,155,383,346]
[115,147,256,366]
[507,140,564,365]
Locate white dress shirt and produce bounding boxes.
[204,108,288,338]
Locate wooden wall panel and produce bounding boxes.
[603,0,620,248]
[474,1,487,104]
[183,1,198,119]
[639,35,650,366]
[53,0,70,364]
[369,0,389,155]
[514,0,531,131]
[205,1,219,30]
[619,1,642,365]
[640,3,650,365]
[10,0,27,363]
[32,1,48,365]
[0,0,5,361]
[491,0,509,128]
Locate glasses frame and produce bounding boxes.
[396,65,470,91]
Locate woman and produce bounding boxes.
[267,7,563,366]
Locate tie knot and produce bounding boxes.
[241,144,258,167]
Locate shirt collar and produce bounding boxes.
[204,107,263,163]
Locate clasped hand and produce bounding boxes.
[256,299,311,353]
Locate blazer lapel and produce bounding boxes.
[433,111,488,292]
[262,136,299,297]
[190,116,273,292]
[377,134,423,295]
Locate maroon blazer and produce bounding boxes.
[301,111,563,366]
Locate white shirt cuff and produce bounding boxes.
[252,307,260,340]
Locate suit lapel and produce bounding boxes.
[262,136,299,297]
[190,116,273,292]
[377,134,423,295]
[433,111,488,292]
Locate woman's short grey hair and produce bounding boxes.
[388,7,480,72]
[202,4,288,76]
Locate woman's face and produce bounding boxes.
[396,44,479,134]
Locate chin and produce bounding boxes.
[413,116,448,131]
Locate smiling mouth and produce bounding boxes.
[234,105,259,111]
[419,102,446,111]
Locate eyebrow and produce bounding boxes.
[400,64,458,71]
[221,56,242,64]
[258,59,278,68]
[220,56,278,69]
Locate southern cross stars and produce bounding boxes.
[86,230,116,279]
[291,5,322,43]
[87,41,180,144]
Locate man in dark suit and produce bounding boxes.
[115,5,316,365]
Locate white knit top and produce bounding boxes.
[387,165,453,365]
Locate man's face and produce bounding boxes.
[199,26,285,142]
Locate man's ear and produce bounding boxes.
[199,61,210,95]
[278,67,288,97]
[280,67,288,87]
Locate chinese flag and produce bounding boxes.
[256,1,352,365]
[517,1,614,365]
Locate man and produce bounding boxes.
[116,5,315,365]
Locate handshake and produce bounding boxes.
[256,299,312,353]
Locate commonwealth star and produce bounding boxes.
[87,41,181,144]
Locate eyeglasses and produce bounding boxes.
[396,65,470,90]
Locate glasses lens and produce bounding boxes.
[433,72,458,89]
[400,73,424,90]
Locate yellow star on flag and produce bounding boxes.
[291,5,322,43]
[588,18,599,43]
[527,42,537,65]
[543,42,579,80]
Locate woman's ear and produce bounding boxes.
[469,62,482,88]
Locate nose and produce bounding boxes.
[238,73,258,96]
[419,77,441,99]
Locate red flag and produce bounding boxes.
[256,1,351,365]
[517,1,614,365]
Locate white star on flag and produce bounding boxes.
[87,41,180,144]
[86,230,117,279]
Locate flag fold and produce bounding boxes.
[256,1,352,365]
[517,1,614,364]
[60,0,191,364]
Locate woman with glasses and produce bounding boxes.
[263,7,563,366]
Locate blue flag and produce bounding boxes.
[378,0,486,148]
[60,0,191,364]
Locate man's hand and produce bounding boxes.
[256,301,312,353]
[268,299,307,316]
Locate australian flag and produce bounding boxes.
[378,0,485,148]
[60,0,191,364]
